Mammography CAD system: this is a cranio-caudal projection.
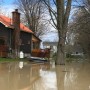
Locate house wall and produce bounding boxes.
[32,42,40,49]
[32,35,41,49]
[20,31,32,54]
[0,23,12,57]
[0,23,12,47]
[0,23,32,57]
[0,22,40,57]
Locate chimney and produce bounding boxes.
[12,9,20,28]
[12,9,20,57]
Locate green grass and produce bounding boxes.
[66,57,84,62]
[0,58,28,62]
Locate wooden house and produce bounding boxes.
[0,9,41,57]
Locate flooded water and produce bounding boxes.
[0,60,90,90]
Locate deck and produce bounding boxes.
[0,45,8,57]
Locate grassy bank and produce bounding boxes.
[52,53,84,62]
[0,58,28,62]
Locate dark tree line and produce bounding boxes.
[68,1,90,58]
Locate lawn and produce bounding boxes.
[0,58,27,62]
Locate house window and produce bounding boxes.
[0,38,5,45]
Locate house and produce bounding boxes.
[0,9,41,57]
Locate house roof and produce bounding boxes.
[32,34,41,42]
[0,15,33,34]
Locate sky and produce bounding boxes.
[1,0,16,12]
[1,0,84,42]
[2,0,15,5]
[1,0,58,42]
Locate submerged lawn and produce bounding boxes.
[0,58,27,62]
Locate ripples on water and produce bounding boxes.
[0,60,90,90]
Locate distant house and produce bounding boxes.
[0,9,41,57]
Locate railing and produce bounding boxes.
[0,45,8,57]
[31,48,50,60]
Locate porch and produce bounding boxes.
[0,38,8,57]
[31,48,51,60]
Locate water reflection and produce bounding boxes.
[56,62,90,90]
[0,62,55,90]
[19,61,24,69]
[0,61,90,90]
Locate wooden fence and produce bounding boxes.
[31,48,50,60]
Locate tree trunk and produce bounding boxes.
[56,35,65,65]
[55,0,72,65]
[56,0,65,65]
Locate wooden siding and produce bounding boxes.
[0,23,32,56]
[0,23,11,46]
[0,45,8,57]
[20,31,32,53]
[32,35,40,49]
[31,48,51,59]
[0,22,41,57]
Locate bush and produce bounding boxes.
[52,52,57,60]
[66,53,83,58]
[66,53,72,58]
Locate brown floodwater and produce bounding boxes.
[0,60,90,90]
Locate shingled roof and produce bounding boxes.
[0,15,33,34]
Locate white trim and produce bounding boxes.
[0,21,9,27]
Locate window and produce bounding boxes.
[0,38,5,45]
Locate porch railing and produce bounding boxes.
[0,45,8,57]
[31,48,50,60]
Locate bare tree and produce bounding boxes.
[75,14,90,57]
[16,0,48,37]
[68,7,90,58]
[42,0,72,65]
[73,0,90,14]
[82,0,90,13]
